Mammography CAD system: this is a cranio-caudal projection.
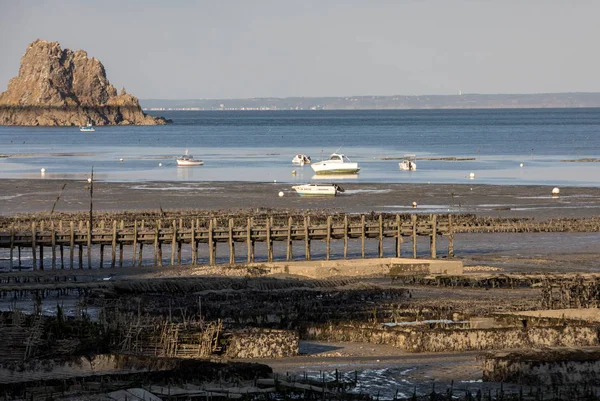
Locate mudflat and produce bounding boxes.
[1,179,600,219]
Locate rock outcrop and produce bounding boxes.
[0,39,167,126]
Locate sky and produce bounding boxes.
[1,0,599,99]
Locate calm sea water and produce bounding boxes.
[0,108,599,186]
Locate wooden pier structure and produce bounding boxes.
[0,213,454,270]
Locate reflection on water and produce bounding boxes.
[311,174,359,180]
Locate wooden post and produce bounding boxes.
[448,214,454,257]
[59,220,64,269]
[326,216,332,260]
[304,216,310,261]
[396,214,402,258]
[171,220,177,266]
[247,218,252,263]
[119,220,124,268]
[208,219,215,265]
[9,225,14,270]
[229,218,235,264]
[86,221,92,269]
[250,217,255,262]
[31,221,37,270]
[138,220,145,267]
[191,219,197,265]
[99,221,105,268]
[132,220,138,267]
[78,221,83,269]
[286,216,293,261]
[111,220,117,268]
[430,214,437,259]
[51,222,56,270]
[18,246,22,270]
[177,218,183,264]
[157,220,163,267]
[39,221,44,271]
[378,214,383,258]
[343,215,348,259]
[266,217,273,262]
[69,221,74,269]
[412,214,417,258]
[154,221,159,266]
[212,218,218,263]
[360,215,365,259]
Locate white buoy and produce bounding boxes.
[87,178,92,183]
[292,170,296,175]
[412,201,417,208]
[159,162,162,167]
[520,163,524,167]
[278,191,284,197]
[119,158,124,162]
[552,187,560,196]
[274,179,277,183]
[40,168,46,173]
[469,172,475,179]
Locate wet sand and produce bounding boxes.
[1,178,600,219]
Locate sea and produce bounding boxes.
[0,108,599,186]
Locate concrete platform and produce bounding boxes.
[256,257,463,279]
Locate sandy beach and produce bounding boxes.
[2,178,600,219]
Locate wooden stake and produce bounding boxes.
[157,220,163,267]
[31,221,37,270]
[69,221,74,269]
[208,219,215,265]
[9,225,14,270]
[326,216,332,260]
[191,219,197,265]
[51,222,56,270]
[396,214,402,258]
[111,220,117,268]
[286,216,293,261]
[229,218,235,264]
[361,215,365,259]
[412,214,417,258]
[87,221,92,268]
[266,217,273,262]
[171,220,177,266]
[343,215,348,259]
[246,218,252,263]
[304,216,310,260]
[430,214,437,259]
[132,220,138,266]
[378,214,383,258]
[448,214,454,257]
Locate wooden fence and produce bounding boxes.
[0,213,453,270]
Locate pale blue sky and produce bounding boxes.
[1,0,599,99]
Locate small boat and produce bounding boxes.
[176,150,204,166]
[311,153,360,175]
[292,154,311,165]
[399,154,417,171]
[292,183,344,196]
[79,122,95,132]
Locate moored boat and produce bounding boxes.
[79,122,95,132]
[292,183,344,196]
[399,154,417,171]
[176,150,204,166]
[292,154,311,165]
[311,153,360,175]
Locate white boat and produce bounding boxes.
[176,150,204,166]
[292,183,344,196]
[292,154,311,165]
[399,154,417,171]
[79,122,95,132]
[311,153,360,175]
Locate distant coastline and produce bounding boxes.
[141,92,600,111]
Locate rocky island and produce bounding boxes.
[0,39,167,126]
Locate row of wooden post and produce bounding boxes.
[4,214,452,270]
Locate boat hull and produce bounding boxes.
[176,160,204,166]
[311,163,360,174]
[292,184,339,196]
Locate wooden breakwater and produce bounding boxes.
[0,213,454,270]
